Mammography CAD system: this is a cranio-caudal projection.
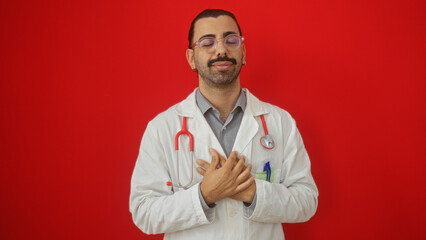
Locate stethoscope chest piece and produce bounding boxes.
[260,114,275,150]
[261,134,275,149]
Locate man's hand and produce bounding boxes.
[196,149,255,204]
[230,178,256,203]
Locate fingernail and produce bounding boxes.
[196,159,201,164]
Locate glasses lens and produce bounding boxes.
[225,35,241,50]
[199,38,215,48]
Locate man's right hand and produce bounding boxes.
[197,150,254,205]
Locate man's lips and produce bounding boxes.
[212,61,233,70]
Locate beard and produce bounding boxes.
[194,56,242,88]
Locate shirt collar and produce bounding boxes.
[196,88,247,115]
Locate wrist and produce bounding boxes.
[200,182,214,205]
[245,183,256,203]
[243,196,252,204]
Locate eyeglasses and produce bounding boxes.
[191,34,244,53]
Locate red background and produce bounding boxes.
[1,0,425,239]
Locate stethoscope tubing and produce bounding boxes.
[171,117,194,189]
[260,115,269,135]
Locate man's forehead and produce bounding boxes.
[193,15,240,39]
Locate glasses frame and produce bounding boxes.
[191,34,245,52]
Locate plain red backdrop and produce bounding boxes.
[1,0,425,239]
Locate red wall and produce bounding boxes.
[1,0,425,239]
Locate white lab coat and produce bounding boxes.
[130,88,318,240]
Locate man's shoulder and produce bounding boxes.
[148,103,179,126]
[262,100,291,117]
[247,89,293,120]
[146,91,194,129]
[251,96,299,136]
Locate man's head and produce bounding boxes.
[188,9,242,49]
[186,9,246,88]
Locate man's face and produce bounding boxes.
[187,15,246,88]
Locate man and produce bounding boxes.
[130,9,318,240]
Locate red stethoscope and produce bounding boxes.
[167,114,274,189]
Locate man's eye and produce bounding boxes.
[226,36,239,45]
[200,39,215,47]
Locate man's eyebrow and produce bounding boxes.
[197,31,238,41]
[198,34,216,40]
[223,31,238,37]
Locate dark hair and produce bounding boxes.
[188,9,242,49]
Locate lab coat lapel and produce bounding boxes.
[175,89,226,157]
[191,109,225,156]
[232,89,268,156]
[232,110,258,155]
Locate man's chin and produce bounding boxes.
[204,76,237,88]
[210,67,232,73]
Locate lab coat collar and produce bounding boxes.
[175,88,269,117]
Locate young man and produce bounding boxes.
[130,9,318,240]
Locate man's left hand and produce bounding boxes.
[196,149,256,204]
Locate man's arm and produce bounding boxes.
[129,122,214,234]
[248,117,318,223]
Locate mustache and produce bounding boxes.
[207,56,237,67]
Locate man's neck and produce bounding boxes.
[198,78,241,122]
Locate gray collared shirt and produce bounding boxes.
[196,88,246,157]
[196,88,257,215]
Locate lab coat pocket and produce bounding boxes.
[254,167,282,183]
[251,135,283,183]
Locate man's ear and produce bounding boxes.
[186,49,196,70]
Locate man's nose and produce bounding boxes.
[215,39,227,56]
